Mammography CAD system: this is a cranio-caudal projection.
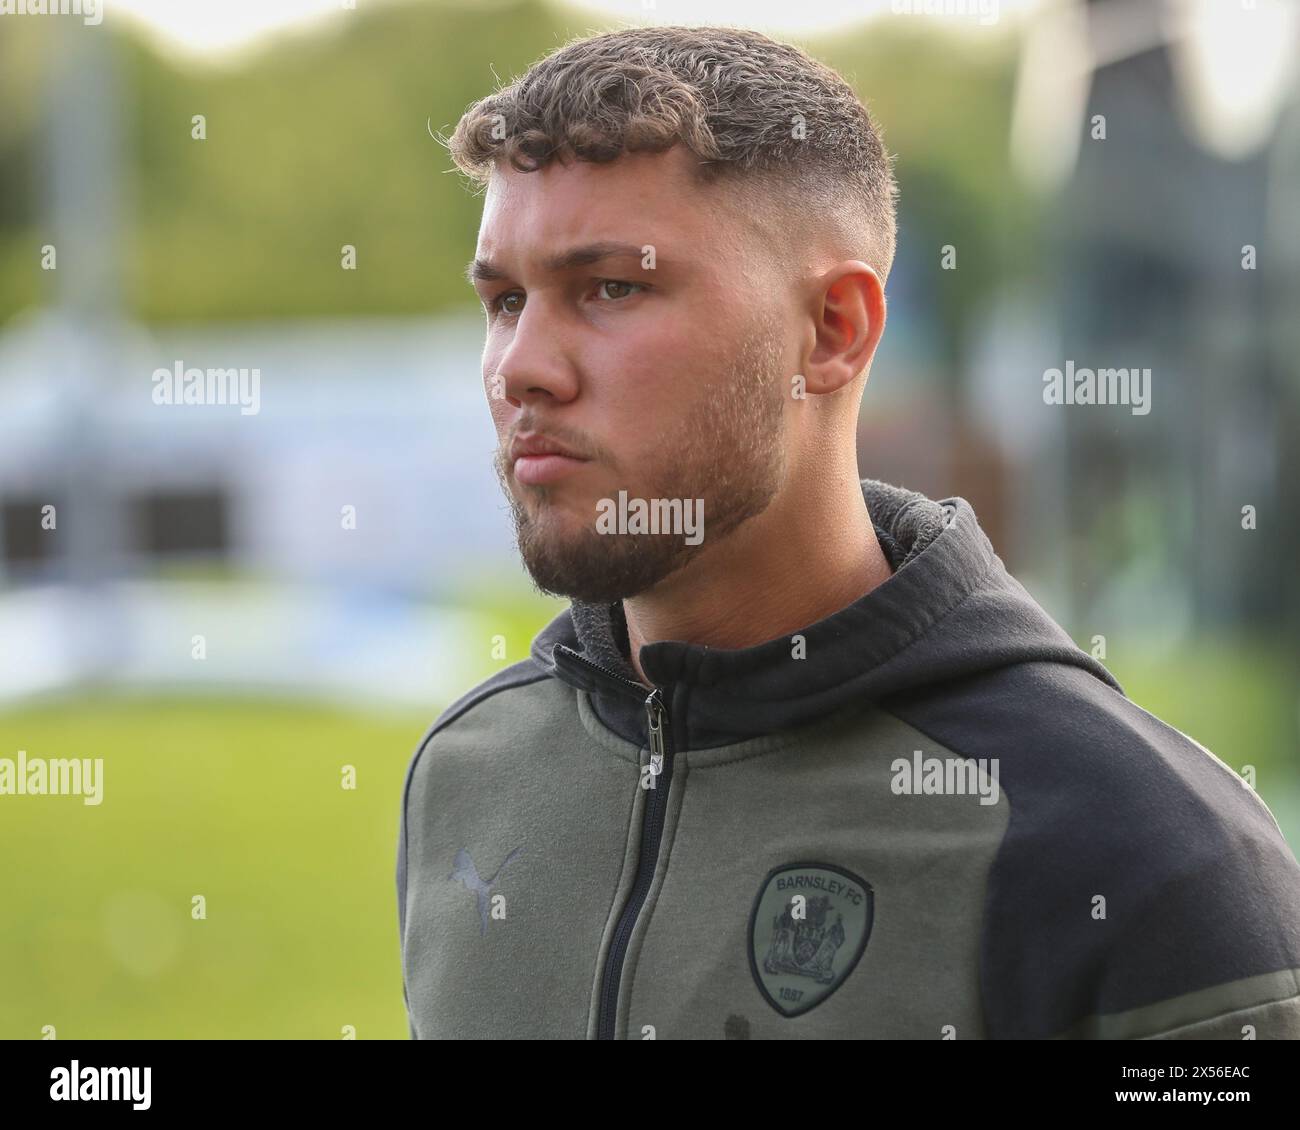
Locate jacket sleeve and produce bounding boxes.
[888,661,1300,1040]
[397,724,430,1041]
[1144,988,1300,1040]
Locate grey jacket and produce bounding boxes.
[397,478,1300,1039]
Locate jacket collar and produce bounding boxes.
[529,478,1119,748]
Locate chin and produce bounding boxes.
[518,486,595,531]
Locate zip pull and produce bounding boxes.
[645,689,667,784]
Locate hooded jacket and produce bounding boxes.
[397,478,1300,1039]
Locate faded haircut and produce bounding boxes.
[445,24,899,283]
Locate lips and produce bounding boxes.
[513,453,588,486]
[509,433,590,486]
[509,433,587,462]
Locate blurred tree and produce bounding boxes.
[0,1,1032,340]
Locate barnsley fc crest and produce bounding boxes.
[748,861,873,1017]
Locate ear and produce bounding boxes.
[802,262,886,395]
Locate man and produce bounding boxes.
[397,25,1300,1039]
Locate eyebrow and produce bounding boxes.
[465,241,650,286]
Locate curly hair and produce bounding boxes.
[444,25,898,281]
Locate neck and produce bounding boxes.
[622,469,892,687]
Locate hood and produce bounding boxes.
[529,478,1123,749]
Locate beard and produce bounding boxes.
[492,313,789,604]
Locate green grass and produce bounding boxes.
[0,695,431,1039]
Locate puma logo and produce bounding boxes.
[449,846,523,936]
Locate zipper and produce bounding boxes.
[646,693,666,782]
[552,644,677,1040]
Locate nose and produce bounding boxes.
[491,299,579,409]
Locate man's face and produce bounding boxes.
[470,145,792,603]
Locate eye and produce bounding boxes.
[490,291,524,316]
[595,279,644,301]
[594,279,644,301]
[488,279,644,318]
